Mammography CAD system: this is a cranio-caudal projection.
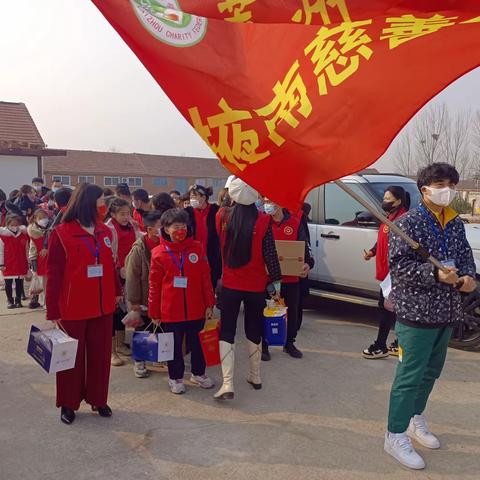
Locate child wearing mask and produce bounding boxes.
[105,198,142,366]
[149,208,215,394]
[27,209,50,309]
[384,163,476,470]
[125,211,163,378]
[0,214,29,308]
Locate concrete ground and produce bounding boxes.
[1,296,479,480]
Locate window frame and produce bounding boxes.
[78,175,95,184]
[52,175,71,186]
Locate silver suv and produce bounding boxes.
[306,172,480,350]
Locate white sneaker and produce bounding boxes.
[134,361,149,378]
[384,432,426,470]
[169,379,186,395]
[190,374,215,389]
[408,415,441,449]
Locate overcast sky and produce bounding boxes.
[0,0,479,172]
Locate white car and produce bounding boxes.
[306,172,480,350]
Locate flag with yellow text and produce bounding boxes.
[91,0,480,209]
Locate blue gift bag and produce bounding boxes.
[132,331,174,362]
[263,302,287,346]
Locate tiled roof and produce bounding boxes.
[0,102,45,148]
[44,149,229,178]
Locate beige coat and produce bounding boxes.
[125,237,151,308]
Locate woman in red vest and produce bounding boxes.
[46,183,120,425]
[363,186,409,359]
[214,179,282,401]
[262,200,315,360]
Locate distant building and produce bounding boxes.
[43,149,229,197]
[0,101,65,192]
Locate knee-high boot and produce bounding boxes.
[214,341,235,400]
[247,340,262,390]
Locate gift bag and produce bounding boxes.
[132,329,174,362]
[0,271,4,287]
[29,273,43,296]
[263,300,287,346]
[27,325,78,374]
[199,319,221,367]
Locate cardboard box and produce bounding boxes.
[275,240,305,276]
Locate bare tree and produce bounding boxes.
[439,108,472,178]
[468,111,480,178]
[393,130,416,176]
[412,104,447,168]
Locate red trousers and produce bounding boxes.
[56,314,113,411]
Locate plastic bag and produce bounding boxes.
[121,311,144,328]
[25,270,33,282]
[29,273,43,296]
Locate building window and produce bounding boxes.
[153,177,168,187]
[212,178,225,188]
[104,176,142,187]
[52,175,71,186]
[175,178,188,194]
[78,175,95,184]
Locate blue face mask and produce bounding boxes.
[255,199,264,212]
[264,203,277,215]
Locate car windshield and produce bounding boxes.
[368,182,422,210]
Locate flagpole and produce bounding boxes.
[334,180,449,273]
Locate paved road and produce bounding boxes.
[1,297,479,480]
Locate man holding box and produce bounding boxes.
[263,200,315,360]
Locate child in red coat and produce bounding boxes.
[149,208,216,394]
[0,214,29,308]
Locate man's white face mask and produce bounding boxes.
[426,186,457,207]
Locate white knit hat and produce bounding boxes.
[228,178,259,206]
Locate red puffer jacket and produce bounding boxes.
[148,235,215,322]
[0,226,29,277]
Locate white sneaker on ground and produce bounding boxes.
[384,431,426,470]
[190,374,215,389]
[408,414,441,449]
[134,361,149,378]
[169,379,186,394]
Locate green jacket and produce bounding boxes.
[125,237,152,308]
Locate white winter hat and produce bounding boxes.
[225,175,236,188]
[228,178,259,206]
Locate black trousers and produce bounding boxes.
[5,278,24,302]
[376,289,396,349]
[297,277,310,330]
[112,309,126,334]
[220,287,265,345]
[163,320,206,380]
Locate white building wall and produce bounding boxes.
[0,155,39,193]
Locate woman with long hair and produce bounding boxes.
[363,185,410,359]
[214,179,281,401]
[46,183,121,425]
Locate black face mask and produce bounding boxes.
[382,201,397,213]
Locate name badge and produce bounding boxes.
[442,259,456,269]
[88,264,104,278]
[173,276,188,289]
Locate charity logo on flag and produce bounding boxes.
[130,0,207,47]
[91,1,480,209]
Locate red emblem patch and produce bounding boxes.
[284,226,294,236]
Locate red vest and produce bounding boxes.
[217,209,270,292]
[111,219,137,268]
[133,209,145,231]
[148,236,216,322]
[0,228,28,277]
[55,221,117,321]
[272,215,301,284]
[375,208,406,281]
[31,236,48,276]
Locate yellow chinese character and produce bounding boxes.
[292,0,350,26]
[381,14,457,49]
[255,61,313,147]
[305,20,373,96]
[461,16,480,24]
[218,0,256,23]
[189,99,269,171]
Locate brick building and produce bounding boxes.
[43,149,229,197]
[0,101,65,193]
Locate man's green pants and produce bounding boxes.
[388,322,453,433]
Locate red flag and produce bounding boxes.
[91,1,480,209]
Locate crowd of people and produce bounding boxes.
[0,162,476,471]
